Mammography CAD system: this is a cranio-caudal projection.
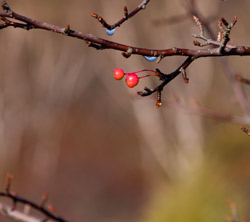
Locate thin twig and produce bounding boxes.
[0,191,69,222]
[219,16,238,53]
[0,4,249,58]
[0,174,69,222]
[138,56,195,97]
[185,0,250,116]
[91,0,150,30]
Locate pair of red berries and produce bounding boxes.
[113,68,156,88]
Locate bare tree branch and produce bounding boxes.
[0,174,70,222]
[183,0,250,115]
[0,0,250,108]
[91,0,150,30]
[0,1,250,58]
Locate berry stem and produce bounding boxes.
[133,69,155,74]
[139,73,158,79]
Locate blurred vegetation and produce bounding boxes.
[0,0,250,222]
[144,123,249,222]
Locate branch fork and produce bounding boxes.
[90,0,150,30]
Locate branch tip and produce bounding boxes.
[180,68,189,83]
[156,90,162,108]
[233,16,238,26]
[193,15,204,35]
[47,204,56,214]
[124,6,128,19]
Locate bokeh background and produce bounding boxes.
[0,0,250,221]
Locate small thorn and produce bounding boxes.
[180,68,189,83]
[124,6,128,19]
[41,192,49,208]
[47,204,56,214]
[90,12,97,18]
[64,24,70,35]
[5,173,13,193]
[232,16,238,26]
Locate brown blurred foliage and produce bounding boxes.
[1,0,250,222]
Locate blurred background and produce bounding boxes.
[0,0,250,221]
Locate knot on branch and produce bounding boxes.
[64,24,71,35]
[122,47,133,58]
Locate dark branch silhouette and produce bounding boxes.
[0,174,70,222]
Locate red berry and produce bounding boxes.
[126,73,139,88]
[113,68,125,80]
